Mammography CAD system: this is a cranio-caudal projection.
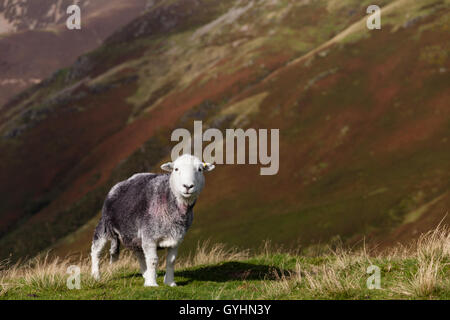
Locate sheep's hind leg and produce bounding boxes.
[109,236,120,265]
[164,246,178,287]
[134,250,147,275]
[142,240,159,287]
[91,236,107,280]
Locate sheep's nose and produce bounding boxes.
[183,184,194,190]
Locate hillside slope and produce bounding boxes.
[0,0,150,107]
[0,0,449,261]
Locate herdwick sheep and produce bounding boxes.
[90,154,215,287]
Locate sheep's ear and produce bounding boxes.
[161,162,174,172]
[203,162,215,172]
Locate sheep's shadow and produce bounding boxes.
[174,261,290,285]
[121,272,143,279]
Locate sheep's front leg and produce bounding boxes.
[142,241,159,287]
[164,246,178,287]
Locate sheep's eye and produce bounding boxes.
[175,168,179,172]
[198,168,202,172]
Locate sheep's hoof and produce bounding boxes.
[144,281,159,287]
[92,272,100,281]
[165,281,177,287]
[164,275,177,287]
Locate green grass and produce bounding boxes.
[1,227,449,300]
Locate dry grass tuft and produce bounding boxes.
[0,250,141,296]
[393,225,450,297]
[260,224,449,299]
[177,240,250,268]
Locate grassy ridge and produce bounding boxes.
[1,226,448,300]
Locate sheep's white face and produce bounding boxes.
[161,155,215,201]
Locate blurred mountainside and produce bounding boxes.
[0,0,449,261]
[0,0,150,107]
